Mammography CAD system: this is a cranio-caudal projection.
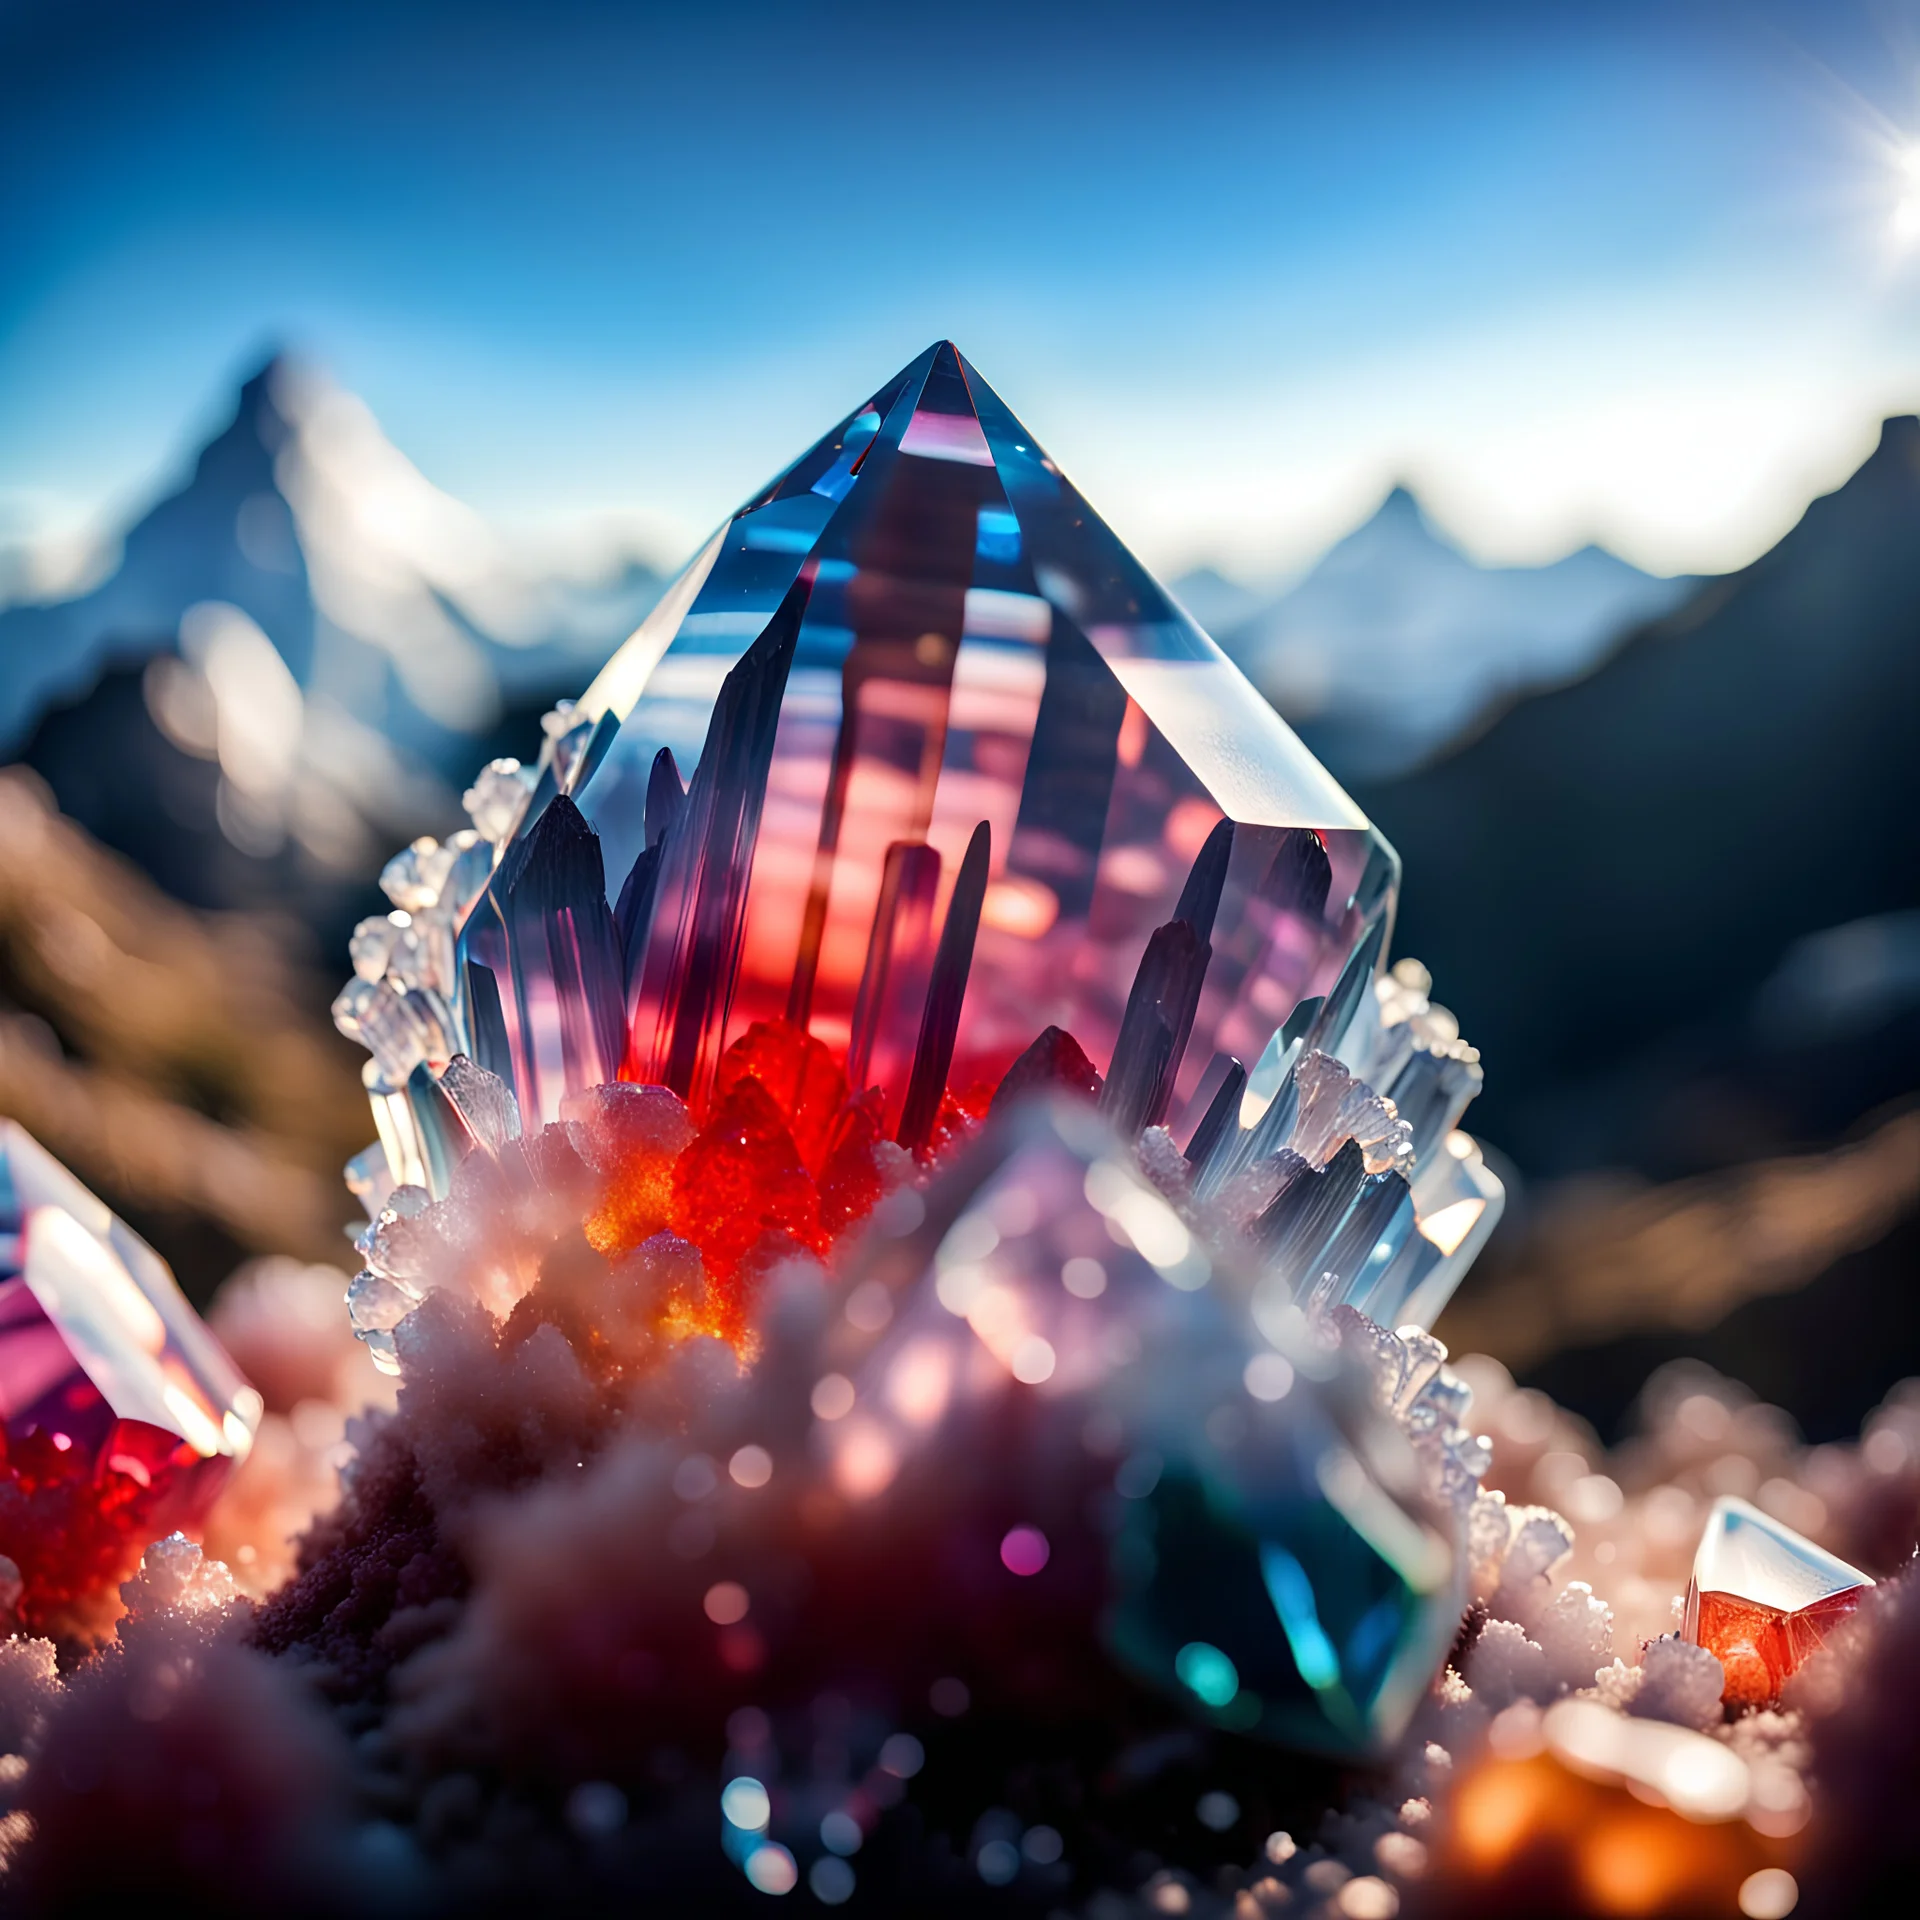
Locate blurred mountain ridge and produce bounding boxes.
[0,353,665,758]
[1376,414,1920,1430]
[1,357,665,942]
[1363,409,1920,1153]
[1181,484,1695,782]
[0,764,370,1298]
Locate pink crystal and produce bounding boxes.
[0,1123,260,1633]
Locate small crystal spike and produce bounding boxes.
[1369,1130,1505,1330]
[458,795,628,1125]
[0,1123,260,1629]
[1682,1495,1873,1705]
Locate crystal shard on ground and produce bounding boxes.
[0,1123,260,1633]
[1682,1495,1873,1706]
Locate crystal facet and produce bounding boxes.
[0,1123,260,1630]
[1682,1495,1873,1705]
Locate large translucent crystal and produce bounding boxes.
[514,341,1396,1128]
[0,1123,261,1628]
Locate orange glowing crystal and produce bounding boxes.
[1682,1495,1873,1707]
[564,1082,696,1256]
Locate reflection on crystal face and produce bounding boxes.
[0,1122,260,1630]
[836,1099,1461,1757]
[1682,1495,1873,1706]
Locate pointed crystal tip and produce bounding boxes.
[1681,1495,1873,1706]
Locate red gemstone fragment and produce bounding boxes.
[914,1075,996,1167]
[1689,1587,1864,1709]
[989,1026,1103,1116]
[670,1077,827,1300]
[0,1123,260,1636]
[817,1089,889,1239]
[1682,1495,1873,1706]
[713,1020,848,1172]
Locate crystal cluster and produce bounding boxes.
[335,342,1501,1358]
[319,346,1517,1768]
[0,1122,260,1633]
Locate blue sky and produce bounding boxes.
[2,0,1917,587]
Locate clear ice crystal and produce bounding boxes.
[349,911,407,983]
[464,756,537,844]
[1288,1050,1414,1177]
[380,834,460,913]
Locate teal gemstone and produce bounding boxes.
[1105,1386,1461,1758]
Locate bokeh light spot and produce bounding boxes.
[1738,1869,1799,1919]
[1000,1526,1051,1576]
[744,1842,797,1894]
[819,1809,863,1856]
[1244,1352,1295,1402]
[1174,1641,1239,1708]
[704,1580,750,1625]
[809,1855,856,1904]
[730,1444,773,1489]
[721,1777,771,1831]
[811,1373,855,1421]
[977,1838,1020,1885]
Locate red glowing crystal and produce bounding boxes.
[1682,1495,1873,1706]
[918,1079,996,1167]
[712,1019,849,1173]
[670,1078,828,1301]
[0,1122,260,1633]
[816,1089,889,1239]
